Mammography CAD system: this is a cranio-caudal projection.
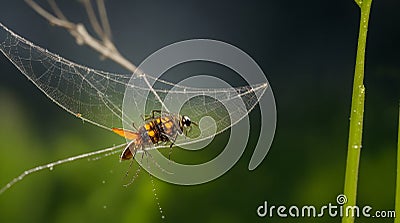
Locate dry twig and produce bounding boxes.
[25,0,169,112]
[25,0,139,73]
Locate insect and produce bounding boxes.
[112,110,197,160]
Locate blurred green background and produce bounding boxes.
[1,0,400,222]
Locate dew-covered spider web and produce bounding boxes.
[0,22,267,145]
[0,22,268,193]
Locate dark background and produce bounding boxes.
[0,0,399,222]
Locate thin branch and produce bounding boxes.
[97,0,112,40]
[74,24,138,72]
[47,0,67,20]
[81,0,105,40]
[83,0,116,55]
[25,0,74,29]
[25,0,138,72]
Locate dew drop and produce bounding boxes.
[49,165,54,171]
[102,180,106,184]
[103,205,107,209]
[161,215,165,219]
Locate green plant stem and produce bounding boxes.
[342,1,372,223]
[396,104,400,223]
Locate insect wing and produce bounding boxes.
[112,128,140,140]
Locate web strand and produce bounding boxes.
[0,143,126,195]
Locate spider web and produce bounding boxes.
[0,22,268,147]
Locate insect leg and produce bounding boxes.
[151,110,162,118]
[141,149,146,161]
[143,110,161,121]
[132,122,138,131]
[152,110,171,119]
[168,133,179,160]
[143,110,170,121]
